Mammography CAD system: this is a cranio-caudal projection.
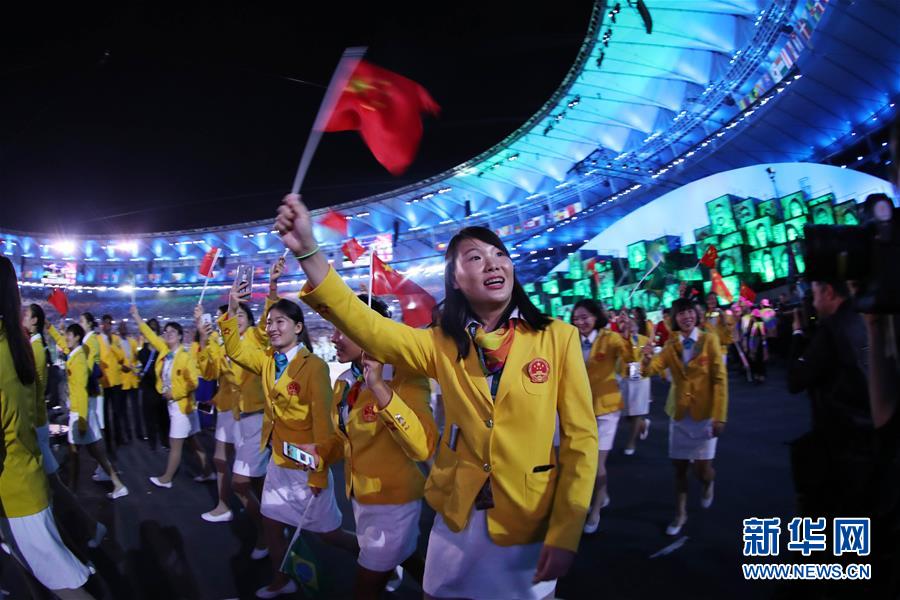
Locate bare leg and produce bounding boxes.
[625,416,641,451]
[158,437,184,483]
[353,566,393,600]
[317,527,360,555]
[232,474,265,550]
[85,441,126,492]
[187,435,211,477]
[670,459,690,530]
[586,449,610,526]
[207,441,233,515]
[262,516,291,590]
[694,459,716,504]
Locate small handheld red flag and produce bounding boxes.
[199,247,221,278]
[371,253,436,328]
[341,238,366,263]
[699,245,718,268]
[320,209,349,236]
[324,60,440,175]
[710,268,734,303]
[739,282,757,303]
[48,289,68,316]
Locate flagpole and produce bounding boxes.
[198,276,211,305]
[368,252,375,308]
[290,46,367,195]
[627,258,662,303]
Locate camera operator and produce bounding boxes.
[786,278,873,518]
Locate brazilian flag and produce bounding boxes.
[281,528,330,597]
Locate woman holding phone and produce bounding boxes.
[277,194,597,599]
[641,297,728,536]
[303,294,437,597]
[219,279,354,599]
[195,300,270,559]
[130,304,212,488]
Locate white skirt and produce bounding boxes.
[35,423,60,475]
[352,498,421,572]
[233,413,269,478]
[68,397,103,445]
[94,393,105,429]
[668,416,717,460]
[214,409,237,444]
[596,412,620,452]
[621,377,651,416]
[423,510,556,599]
[260,460,342,532]
[0,506,91,591]
[167,402,200,439]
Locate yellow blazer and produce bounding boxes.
[138,321,198,415]
[618,332,650,378]
[318,366,437,505]
[47,324,67,357]
[30,334,48,428]
[66,344,90,428]
[98,333,125,388]
[299,267,597,552]
[119,337,140,390]
[586,329,627,416]
[198,334,240,416]
[0,325,50,517]
[644,329,728,422]
[219,314,334,488]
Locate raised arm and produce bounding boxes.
[132,304,168,355]
[47,323,67,353]
[218,314,267,375]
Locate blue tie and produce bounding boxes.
[682,337,695,366]
[274,352,289,381]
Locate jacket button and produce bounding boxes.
[485,418,493,428]
[483,463,492,472]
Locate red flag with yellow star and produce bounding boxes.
[324,60,440,175]
[370,253,436,328]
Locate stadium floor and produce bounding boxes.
[2,360,809,599]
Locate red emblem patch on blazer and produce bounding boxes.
[286,381,300,396]
[594,352,607,361]
[222,327,231,336]
[696,356,709,367]
[362,403,378,422]
[527,358,550,383]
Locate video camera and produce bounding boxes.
[804,193,899,313]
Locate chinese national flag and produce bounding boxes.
[371,253,436,328]
[341,237,366,263]
[739,282,757,304]
[48,289,68,317]
[584,257,600,285]
[699,244,718,268]
[710,268,734,303]
[199,247,221,278]
[320,209,349,236]
[324,60,440,175]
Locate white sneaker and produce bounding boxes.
[386,565,403,592]
[623,447,636,456]
[701,481,715,509]
[250,546,269,560]
[201,510,233,523]
[193,473,217,483]
[640,417,651,440]
[602,495,610,509]
[255,580,298,598]
[108,486,129,500]
[88,522,107,548]
[149,476,172,489]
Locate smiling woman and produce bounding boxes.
[278,193,598,600]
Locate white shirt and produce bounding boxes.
[680,327,700,366]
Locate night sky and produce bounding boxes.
[1,1,592,235]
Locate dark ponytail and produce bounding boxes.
[28,303,52,368]
[0,257,36,385]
